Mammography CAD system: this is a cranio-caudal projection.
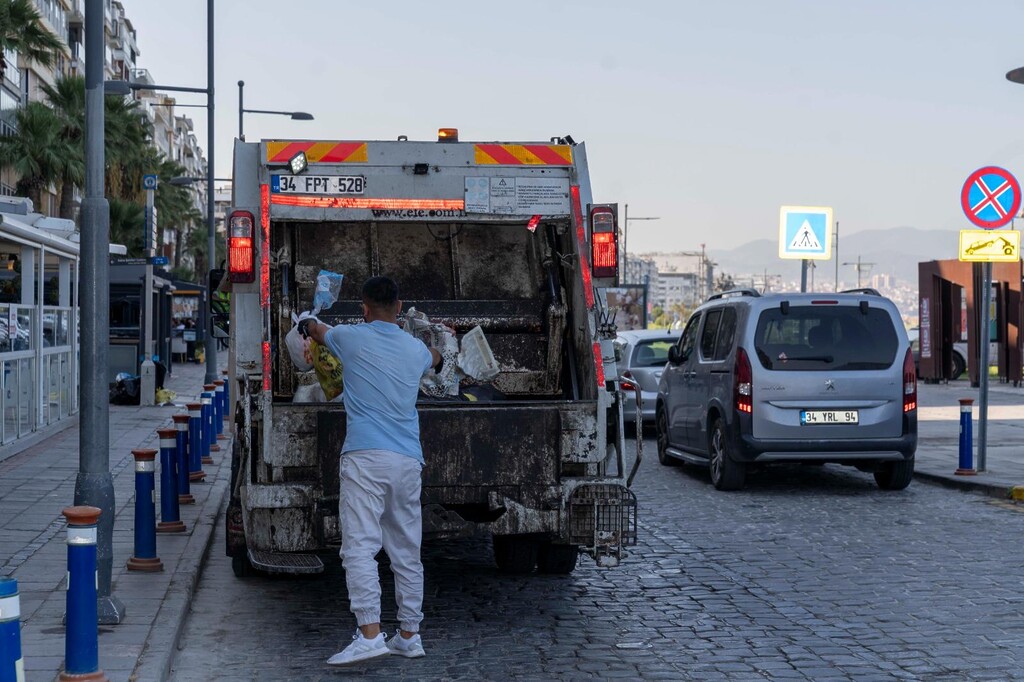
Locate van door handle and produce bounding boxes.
[685,371,697,379]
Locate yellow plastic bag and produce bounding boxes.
[310,340,344,400]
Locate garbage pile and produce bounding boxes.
[285,271,500,402]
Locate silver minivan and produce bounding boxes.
[656,289,917,491]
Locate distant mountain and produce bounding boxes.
[705,227,959,287]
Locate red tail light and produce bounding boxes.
[735,347,752,414]
[228,210,255,283]
[620,370,635,391]
[903,348,917,412]
[590,206,618,280]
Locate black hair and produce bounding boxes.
[362,276,399,310]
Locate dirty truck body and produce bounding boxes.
[225,136,638,575]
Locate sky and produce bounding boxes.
[126,0,1024,253]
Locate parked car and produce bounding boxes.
[613,329,680,429]
[907,327,967,380]
[656,288,917,491]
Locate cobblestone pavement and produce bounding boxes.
[170,441,1024,681]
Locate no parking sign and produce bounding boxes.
[961,166,1020,229]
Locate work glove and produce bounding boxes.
[297,313,319,339]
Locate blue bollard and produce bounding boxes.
[186,402,206,482]
[0,577,23,682]
[173,414,194,504]
[127,449,163,572]
[213,380,226,441]
[220,370,231,423]
[956,398,976,476]
[202,386,219,457]
[60,506,105,681]
[156,429,186,533]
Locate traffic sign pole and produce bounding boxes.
[140,175,158,407]
[978,262,992,472]
[800,259,808,292]
[959,165,1019,474]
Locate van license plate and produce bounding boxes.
[801,410,859,425]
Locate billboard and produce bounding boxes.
[605,284,647,331]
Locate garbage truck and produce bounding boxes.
[224,129,642,577]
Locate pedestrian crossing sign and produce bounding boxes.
[779,206,833,260]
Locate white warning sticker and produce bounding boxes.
[464,177,571,215]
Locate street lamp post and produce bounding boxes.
[80,0,124,624]
[622,204,659,281]
[237,80,314,141]
[103,0,219,384]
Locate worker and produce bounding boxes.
[298,276,442,666]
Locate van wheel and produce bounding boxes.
[874,458,914,490]
[951,353,966,381]
[493,535,538,574]
[536,543,578,575]
[709,418,745,491]
[656,407,680,467]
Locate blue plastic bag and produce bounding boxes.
[312,270,343,315]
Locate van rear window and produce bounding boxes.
[754,306,898,371]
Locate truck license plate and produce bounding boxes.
[272,175,365,195]
[801,410,858,425]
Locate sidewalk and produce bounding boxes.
[0,359,231,682]
[914,380,1024,498]
[1,369,1022,680]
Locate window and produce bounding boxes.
[631,339,676,367]
[754,306,898,371]
[2,49,19,88]
[700,309,722,359]
[713,307,737,361]
[677,313,701,361]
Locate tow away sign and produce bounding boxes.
[959,229,1021,262]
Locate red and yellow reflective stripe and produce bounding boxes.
[271,195,464,210]
[265,141,368,164]
[474,144,573,166]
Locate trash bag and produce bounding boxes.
[419,332,460,398]
[293,383,327,403]
[286,313,314,371]
[458,326,499,381]
[155,387,177,405]
[109,372,141,405]
[312,270,344,315]
[310,340,344,400]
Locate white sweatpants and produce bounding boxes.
[339,449,424,633]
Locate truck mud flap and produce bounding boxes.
[568,484,637,567]
[247,549,324,575]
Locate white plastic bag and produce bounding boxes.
[458,326,499,381]
[293,383,326,403]
[285,312,313,371]
[403,308,461,397]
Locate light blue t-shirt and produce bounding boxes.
[324,320,433,463]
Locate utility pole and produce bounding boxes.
[79,0,124,624]
[204,0,218,385]
[833,220,840,292]
[842,256,876,289]
[621,204,659,279]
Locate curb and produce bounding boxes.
[130,458,231,682]
[913,469,1014,500]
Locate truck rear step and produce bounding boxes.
[248,549,324,574]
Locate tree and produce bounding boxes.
[108,197,145,256]
[714,272,736,293]
[41,75,85,221]
[0,0,63,84]
[0,101,68,211]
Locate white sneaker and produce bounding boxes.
[386,631,426,658]
[326,630,390,666]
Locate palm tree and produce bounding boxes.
[0,0,64,83]
[0,101,68,211]
[41,75,85,221]
[108,197,145,256]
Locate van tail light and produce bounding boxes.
[590,205,618,282]
[735,347,752,414]
[620,370,635,391]
[228,210,255,283]
[903,348,917,412]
